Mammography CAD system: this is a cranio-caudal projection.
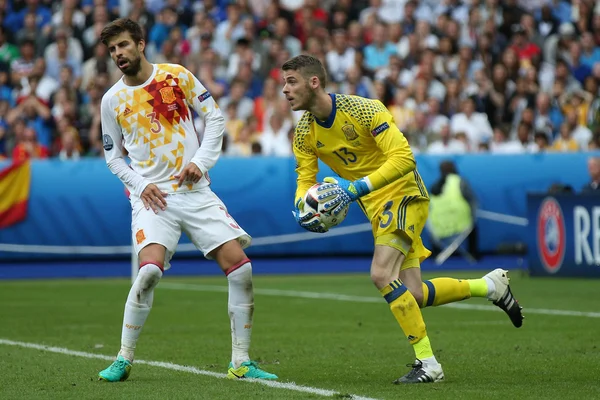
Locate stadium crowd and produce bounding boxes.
[0,0,600,161]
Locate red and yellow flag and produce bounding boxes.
[0,161,31,228]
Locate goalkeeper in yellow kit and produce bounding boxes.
[282,55,524,384]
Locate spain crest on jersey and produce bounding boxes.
[159,86,176,104]
[342,123,358,141]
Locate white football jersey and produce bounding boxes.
[101,63,225,196]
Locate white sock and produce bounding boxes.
[118,263,163,362]
[420,356,441,367]
[227,261,254,368]
[483,276,496,298]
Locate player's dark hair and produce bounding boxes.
[282,54,328,88]
[100,18,144,46]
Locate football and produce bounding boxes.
[303,183,350,229]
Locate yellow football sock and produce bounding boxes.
[467,278,488,298]
[413,335,434,360]
[421,278,471,307]
[421,277,490,307]
[380,279,428,349]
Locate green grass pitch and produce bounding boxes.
[1,270,599,400]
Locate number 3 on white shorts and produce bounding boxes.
[219,206,240,229]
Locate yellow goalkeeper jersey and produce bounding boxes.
[292,93,428,220]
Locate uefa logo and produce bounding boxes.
[537,197,566,273]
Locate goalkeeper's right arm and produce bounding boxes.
[292,133,319,204]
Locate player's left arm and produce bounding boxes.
[321,105,416,214]
[177,67,226,186]
[364,109,416,189]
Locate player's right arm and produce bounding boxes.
[291,123,329,233]
[101,94,166,213]
[292,128,319,204]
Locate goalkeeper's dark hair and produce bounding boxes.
[282,54,328,88]
[100,18,144,46]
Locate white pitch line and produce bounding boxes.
[0,339,379,400]
[160,282,600,319]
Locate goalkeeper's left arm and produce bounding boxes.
[364,109,416,191]
[322,107,416,214]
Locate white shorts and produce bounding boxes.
[131,187,251,269]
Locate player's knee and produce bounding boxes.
[227,261,253,295]
[212,240,248,272]
[370,267,394,289]
[136,263,163,292]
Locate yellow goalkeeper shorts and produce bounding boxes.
[371,195,431,268]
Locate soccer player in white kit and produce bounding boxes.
[97,18,277,382]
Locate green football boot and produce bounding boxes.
[98,355,132,382]
[227,360,278,380]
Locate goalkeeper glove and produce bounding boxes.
[319,177,371,216]
[292,198,328,233]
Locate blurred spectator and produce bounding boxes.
[272,17,301,57]
[15,12,43,54]
[45,36,82,85]
[195,0,227,23]
[515,121,540,152]
[197,60,227,101]
[227,116,260,157]
[551,122,579,152]
[326,29,355,83]
[148,7,186,54]
[427,123,466,155]
[490,125,524,154]
[563,108,593,150]
[363,23,397,73]
[254,76,280,132]
[581,157,600,193]
[567,42,591,84]
[11,39,36,86]
[580,32,600,69]
[213,2,246,59]
[5,0,52,34]
[81,43,118,90]
[429,159,480,260]
[260,99,293,156]
[450,97,493,150]
[389,88,414,131]
[338,65,374,98]
[7,88,52,148]
[44,28,84,66]
[82,6,111,52]
[52,0,87,32]
[11,124,50,162]
[127,0,155,33]
[227,38,261,81]
[510,24,541,71]
[224,102,244,143]
[0,26,20,65]
[534,131,551,152]
[533,91,563,137]
[56,119,81,161]
[219,78,254,121]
